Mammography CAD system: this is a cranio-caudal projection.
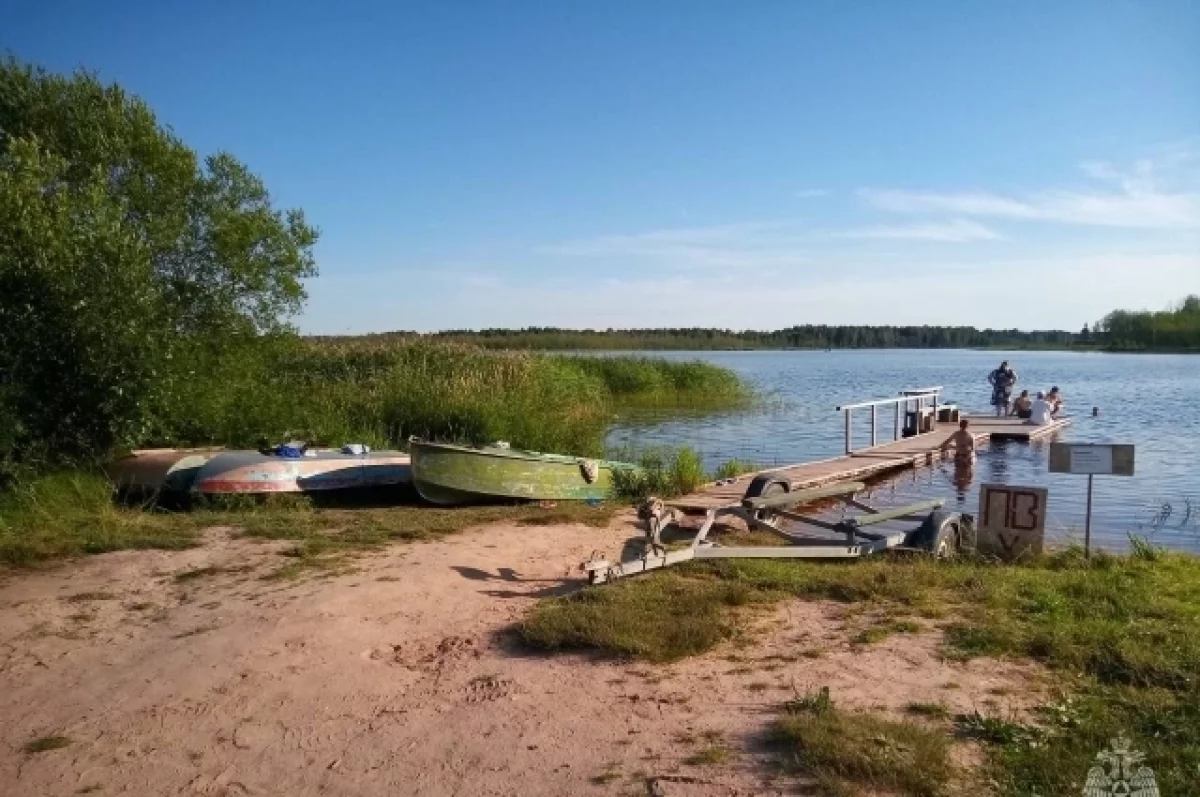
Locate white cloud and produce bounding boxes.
[841,218,1001,243]
[860,147,1200,229]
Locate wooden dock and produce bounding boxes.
[670,416,1071,511]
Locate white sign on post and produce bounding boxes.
[1047,442,1135,557]
[1048,443,1135,477]
[1068,446,1112,475]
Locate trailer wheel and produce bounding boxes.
[743,473,790,522]
[908,510,961,560]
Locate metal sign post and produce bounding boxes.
[1084,474,1094,557]
[1048,443,1135,558]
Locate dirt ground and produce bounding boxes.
[0,513,1043,796]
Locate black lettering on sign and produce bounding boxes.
[1008,491,1041,531]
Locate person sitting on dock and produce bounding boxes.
[939,419,976,464]
[1046,386,1065,417]
[1029,391,1055,425]
[988,361,1018,417]
[1009,389,1032,419]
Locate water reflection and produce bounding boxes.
[950,459,975,501]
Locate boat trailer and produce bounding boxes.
[584,475,965,585]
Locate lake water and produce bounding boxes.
[606,349,1200,553]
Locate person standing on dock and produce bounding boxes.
[988,361,1018,416]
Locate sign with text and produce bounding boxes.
[1048,443,1135,476]
[977,483,1048,561]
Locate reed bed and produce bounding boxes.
[159,338,752,457]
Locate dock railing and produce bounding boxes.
[836,387,943,454]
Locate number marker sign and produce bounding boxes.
[977,484,1048,561]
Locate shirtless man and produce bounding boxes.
[940,419,976,463]
[1009,389,1032,419]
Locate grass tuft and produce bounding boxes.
[906,702,950,720]
[683,745,732,766]
[774,690,951,797]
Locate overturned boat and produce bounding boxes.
[408,438,637,506]
[191,450,411,494]
[106,448,222,495]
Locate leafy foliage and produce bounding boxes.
[1097,294,1200,350]
[0,57,317,463]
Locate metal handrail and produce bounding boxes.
[836,386,942,411]
[837,387,944,454]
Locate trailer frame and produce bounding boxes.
[584,478,962,585]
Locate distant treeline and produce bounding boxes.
[341,326,1082,351]
[334,296,1200,352]
[1099,295,1200,351]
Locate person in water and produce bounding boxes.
[988,361,1018,416]
[1029,391,1055,425]
[939,419,976,463]
[1009,389,1032,419]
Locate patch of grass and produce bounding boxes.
[774,690,950,797]
[63,591,116,602]
[747,681,771,692]
[954,711,1045,746]
[712,459,758,481]
[519,570,777,662]
[523,550,1200,793]
[610,448,706,500]
[683,745,731,766]
[906,702,950,720]
[852,617,922,645]
[24,735,72,753]
[0,472,201,565]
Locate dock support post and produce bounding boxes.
[844,409,852,455]
[870,405,877,448]
[894,402,900,441]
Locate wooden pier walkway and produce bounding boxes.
[671,416,1071,511]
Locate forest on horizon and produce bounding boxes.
[329,296,1200,352]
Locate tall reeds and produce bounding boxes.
[154,338,752,457]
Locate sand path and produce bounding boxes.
[0,515,1039,796]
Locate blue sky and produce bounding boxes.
[5,1,1199,332]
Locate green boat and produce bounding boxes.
[408,438,638,505]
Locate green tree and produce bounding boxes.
[0,57,318,462]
